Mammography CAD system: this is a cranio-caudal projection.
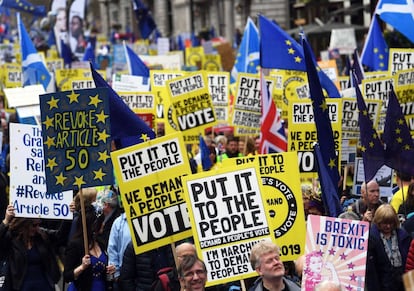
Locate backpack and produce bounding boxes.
[151,267,174,291]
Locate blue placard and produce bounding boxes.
[40,88,113,193]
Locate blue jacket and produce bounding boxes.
[366,225,411,291]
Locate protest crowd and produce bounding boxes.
[0,0,414,291]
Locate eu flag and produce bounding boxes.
[314,143,342,217]
[61,39,75,67]
[123,41,150,77]
[353,72,385,182]
[302,36,340,193]
[0,0,46,16]
[91,64,156,148]
[383,88,414,175]
[18,13,51,91]
[361,15,389,71]
[199,135,212,171]
[377,0,414,44]
[230,17,260,83]
[83,41,97,69]
[352,49,365,84]
[132,0,157,39]
[258,15,340,98]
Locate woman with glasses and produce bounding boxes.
[178,256,207,291]
[0,204,70,291]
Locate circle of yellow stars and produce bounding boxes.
[42,90,111,189]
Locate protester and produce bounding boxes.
[120,242,175,291]
[398,182,414,218]
[366,204,411,291]
[0,204,70,291]
[98,187,122,249]
[63,204,116,290]
[150,242,196,291]
[350,180,382,222]
[68,187,98,239]
[216,135,243,162]
[107,211,131,289]
[178,255,207,291]
[391,171,413,213]
[249,240,300,291]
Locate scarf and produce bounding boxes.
[380,230,402,267]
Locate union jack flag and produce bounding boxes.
[259,70,287,154]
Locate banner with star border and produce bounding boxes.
[302,215,369,291]
[40,88,113,194]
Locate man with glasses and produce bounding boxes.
[178,256,207,291]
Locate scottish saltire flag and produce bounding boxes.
[259,71,287,154]
[199,135,212,171]
[123,41,150,77]
[0,0,46,16]
[302,36,340,191]
[90,64,156,149]
[132,0,157,39]
[361,15,389,71]
[353,72,385,182]
[383,88,414,175]
[18,13,51,91]
[377,0,414,44]
[230,17,260,83]
[314,143,342,217]
[258,15,341,98]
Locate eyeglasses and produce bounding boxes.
[183,269,206,279]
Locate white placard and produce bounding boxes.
[4,84,45,108]
[9,123,73,219]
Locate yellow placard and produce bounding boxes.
[222,152,306,262]
[182,162,273,287]
[2,64,22,88]
[388,48,414,75]
[111,132,193,254]
[202,54,222,71]
[45,58,64,72]
[288,99,342,178]
[55,68,93,91]
[207,71,230,123]
[270,70,309,119]
[166,71,217,143]
[150,70,185,137]
[361,76,394,132]
[185,46,205,67]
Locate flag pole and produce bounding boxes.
[78,187,89,255]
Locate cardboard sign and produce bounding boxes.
[288,99,342,176]
[10,123,73,219]
[302,215,369,291]
[111,133,193,254]
[223,152,306,262]
[183,163,273,286]
[40,88,113,193]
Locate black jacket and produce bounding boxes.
[63,237,109,290]
[120,242,175,291]
[0,220,70,291]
